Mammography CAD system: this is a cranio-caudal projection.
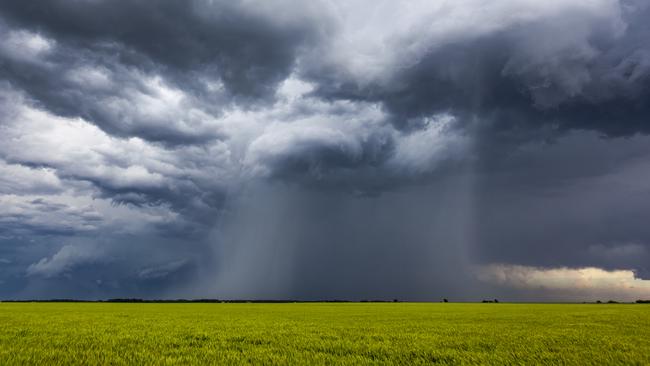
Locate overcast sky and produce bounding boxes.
[1,0,650,301]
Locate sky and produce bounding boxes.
[1,0,649,301]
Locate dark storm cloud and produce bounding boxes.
[0,0,324,144]
[0,0,319,97]
[0,197,103,237]
[249,129,394,181]
[2,0,650,301]
[304,1,650,137]
[470,131,650,280]
[0,230,213,300]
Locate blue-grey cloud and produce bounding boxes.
[1,0,650,301]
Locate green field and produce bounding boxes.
[1,302,649,365]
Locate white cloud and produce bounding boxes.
[0,29,54,63]
[303,0,630,108]
[95,73,225,140]
[389,114,470,175]
[477,264,650,301]
[65,66,113,90]
[0,161,64,195]
[0,87,225,236]
[27,244,104,278]
[0,86,234,194]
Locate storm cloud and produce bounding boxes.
[1,0,650,301]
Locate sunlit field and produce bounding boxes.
[1,302,648,365]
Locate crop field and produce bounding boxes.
[0,302,649,365]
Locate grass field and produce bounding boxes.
[1,302,649,365]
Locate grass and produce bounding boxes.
[0,302,649,365]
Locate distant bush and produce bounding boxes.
[481,299,499,303]
[637,300,650,304]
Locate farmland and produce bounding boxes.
[0,302,648,365]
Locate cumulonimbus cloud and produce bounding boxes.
[1,0,650,300]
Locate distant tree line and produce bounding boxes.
[2,298,649,303]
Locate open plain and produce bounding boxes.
[1,302,648,365]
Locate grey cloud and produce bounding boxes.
[0,160,65,195]
[2,0,650,301]
[471,132,650,279]
[244,121,395,183]
[304,1,650,137]
[589,242,647,259]
[4,232,211,300]
[138,259,192,280]
[0,90,235,233]
[26,244,105,278]
[0,0,325,144]
[0,196,103,237]
[0,0,322,97]
[0,44,227,144]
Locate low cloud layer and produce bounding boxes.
[478,264,650,302]
[1,0,650,301]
